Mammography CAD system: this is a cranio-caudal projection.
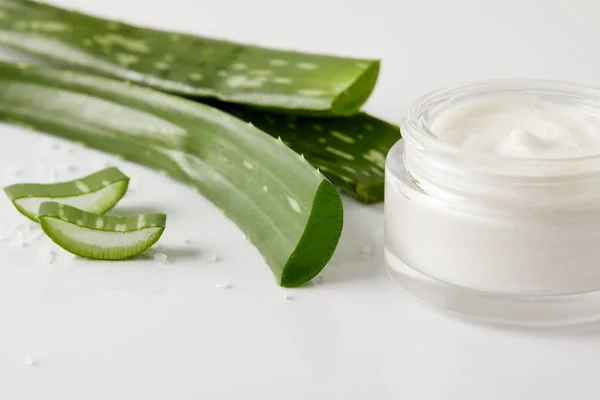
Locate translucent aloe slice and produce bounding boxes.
[3,167,129,222]
[211,102,401,203]
[0,0,379,116]
[37,201,166,260]
[0,62,343,287]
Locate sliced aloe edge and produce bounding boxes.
[37,201,166,260]
[0,62,343,287]
[0,0,379,116]
[3,167,129,222]
[207,101,400,203]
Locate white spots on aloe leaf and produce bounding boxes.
[342,165,357,173]
[312,124,324,132]
[226,75,267,88]
[249,70,272,76]
[340,175,353,183]
[115,53,139,67]
[102,180,111,187]
[154,61,170,71]
[272,77,292,84]
[188,72,204,81]
[58,207,66,220]
[82,38,93,47]
[115,224,127,232]
[242,160,254,170]
[93,34,150,53]
[231,62,247,71]
[269,59,288,66]
[75,180,90,193]
[298,89,325,97]
[370,166,383,175]
[330,130,355,144]
[318,137,327,144]
[76,219,84,226]
[364,123,374,131]
[358,134,365,140]
[262,185,268,193]
[363,149,385,169]
[325,147,354,160]
[296,62,318,70]
[169,33,181,42]
[357,62,369,69]
[137,215,146,229]
[287,197,302,213]
[14,20,71,32]
[106,21,120,30]
[95,217,104,229]
[0,10,6,19]
[159,170,169,176]
[163,54,174,62]
[217,70,228,78]
[363,170,372,177]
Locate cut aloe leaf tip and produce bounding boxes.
[37,201,166,260]
[3,167,129,222]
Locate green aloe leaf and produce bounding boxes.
[0,0,379,116]
[0,62,343,287]
[38,201,166,260]
[208,102,400,203]
[3,167,129,221]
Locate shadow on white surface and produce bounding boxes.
[322,199,385,285]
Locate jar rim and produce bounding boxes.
[402,78,600,167]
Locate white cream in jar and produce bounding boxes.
[384,80,600,325]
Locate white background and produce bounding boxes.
[1,0,600,398]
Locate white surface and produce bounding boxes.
[1,0,600,398]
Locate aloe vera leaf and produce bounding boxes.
[37,201,166,260]
[3,167,129,222]
[0,0,379,116]
[0,62,343,287]
[208,102,400,203]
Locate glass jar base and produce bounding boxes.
[385,246,600,327]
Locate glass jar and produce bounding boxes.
[384,79,600,326]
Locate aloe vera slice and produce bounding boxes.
[211,102,401,203]
[0,0,379,116]
[0,62,343,287]
[3,167,129,222]
[37,201,166,260]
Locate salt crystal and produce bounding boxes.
[2,166,24,178]
[214,280,231,289]
[39,247,54,264]
[283,291,292,300]
[10,238,26,248]
[209,254,220,262]
[361,245,373,256]
[24,356,37,367]
[153,252,168,263]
